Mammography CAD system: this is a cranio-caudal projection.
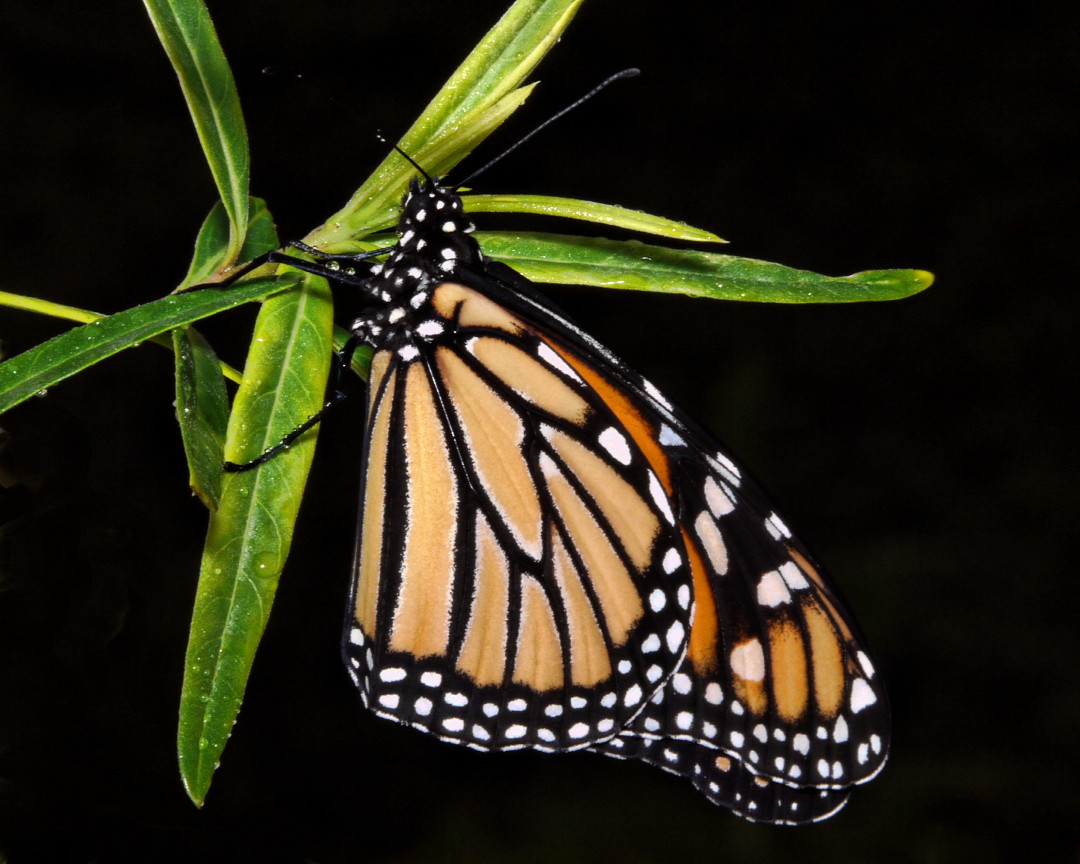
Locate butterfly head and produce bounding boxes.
[390,177,480,272]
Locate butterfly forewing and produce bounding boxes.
[343,281,697,752]
[325,176,888,822]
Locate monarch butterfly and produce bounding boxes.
[243,163,889,824]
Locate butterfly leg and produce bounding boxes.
[224,331,367,472]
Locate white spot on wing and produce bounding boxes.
[598,427,632,465]
[537,342,583,382]
[779,559,810,590]
[662,547,681,574]
[694,511,729,575]
[730,639,765,682]
[648,472,674,524]
[713,451,742,485]
[757,570,792,607]
[659,424,686,446]
[850,678,877,712]
[764,511,792,540]
[666,620,685,653]
[641,377,672,410]
[704,475,735,517]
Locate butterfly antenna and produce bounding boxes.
[377,132,434,183]
[452,68,640,190]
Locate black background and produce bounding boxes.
[2,1,1077,861]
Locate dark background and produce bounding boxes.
[2,1,1077,861]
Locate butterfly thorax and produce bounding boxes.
[350,178,480,356]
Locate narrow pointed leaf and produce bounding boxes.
[178,275,334,806]
[173,196,280,508]
[475,231,935,302]
[401,0,585,147]
[462,194,725,242]
[0,278,290,416]
[143,0,250,264]
[182,198,279,288]
[321,0,584,244]
[324,86,537,243]
[174,327,229,510]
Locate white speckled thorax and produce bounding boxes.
[350,178,478,355]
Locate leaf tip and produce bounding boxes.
[911,269,935,291]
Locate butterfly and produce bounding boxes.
[250,169,889,824]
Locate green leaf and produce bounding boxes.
[323,85,537,244]
[143,0,250,266]
[182,197,279,288]
[475,232,935,302]
[178,275,334,806]
[0,277,291,416]
[462,194,725,243]
[173,197,281,509]
[317,0,584,247]
[403,0,585,145]
[0,290,245,384]
[174,327,229,510]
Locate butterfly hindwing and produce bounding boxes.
[598,734,852,823]
[583,411,889,821]
[483,298,890,820]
